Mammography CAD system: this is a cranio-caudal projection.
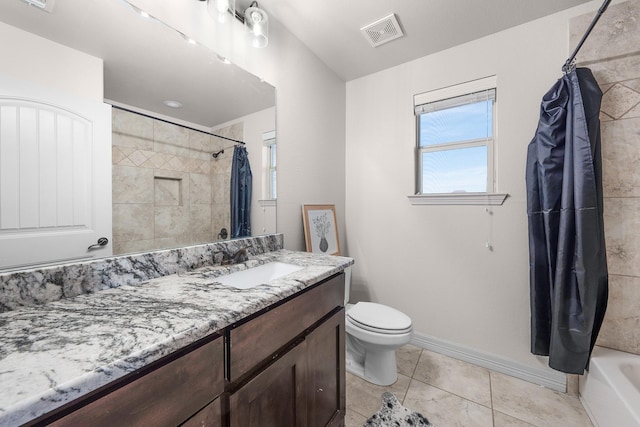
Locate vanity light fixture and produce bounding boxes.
[207,0,236,24]
[244,1,269,48]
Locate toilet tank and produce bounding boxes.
[343,266,352,306]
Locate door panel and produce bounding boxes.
[0,75,111,269]
[229,341,308,427]
[307,309,346,427]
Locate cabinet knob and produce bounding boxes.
[317,388,323,393]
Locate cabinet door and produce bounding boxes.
[229,341,308,427]
[181,397,222,427]
[307,309,346,427]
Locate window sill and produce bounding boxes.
[408,193,508,206]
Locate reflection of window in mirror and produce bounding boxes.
[262,131,276,200]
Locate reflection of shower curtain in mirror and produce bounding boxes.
[231,146,252,238]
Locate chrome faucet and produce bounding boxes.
[217,247,249,265]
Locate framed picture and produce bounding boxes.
[302,204,340,256]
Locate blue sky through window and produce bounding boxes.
[419,100,492,146]
[422,146,488,193]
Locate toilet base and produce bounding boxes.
[346,334,399,386]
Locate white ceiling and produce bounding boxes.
[0,0,594,126]
[0,0,276,128]
[252,0,593,81]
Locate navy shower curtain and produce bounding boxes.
[230,145,252,238]
[525,68,608,374]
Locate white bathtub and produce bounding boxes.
[580,346,640,427]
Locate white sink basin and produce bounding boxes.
[216,262,304,289]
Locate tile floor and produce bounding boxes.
[345,345,594,427]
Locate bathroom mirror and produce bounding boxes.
[0,0,276,267]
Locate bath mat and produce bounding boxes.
[364,392,433,426]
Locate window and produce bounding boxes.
[267,140,277,199]
[410,76,507,205]
[262,131,276,199]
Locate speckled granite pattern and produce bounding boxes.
[365,392,433,427]
[0,234,283,312]
[0,249,353,426]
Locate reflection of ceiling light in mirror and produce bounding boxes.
[244,1,268,48]
[163,100,183,108]
[207,0,235,24]
[217,54,231,65]
[179,32,198,45]
[129,4,150,18]
[19,0,55,12]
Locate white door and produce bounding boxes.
[0,75,112,270]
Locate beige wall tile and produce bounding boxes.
[596,274,640,353]
[111,109,232,255]
[112,108,153,140]
[113,238,156,256]
[570,0,640,64]
[112,165,154,204]
[154,120,189,157]
[622,101,640,119]
[190,205,213,244]
[112,203,154,243]
[189,130,213,160]
[112,132,153,151]
[601,117,640,197]
[154,206,190,239]
[589,53,640,85]
[190,173,212,205]
[604,197,640,277]
[154,177,182,206]
[600,83,640,119]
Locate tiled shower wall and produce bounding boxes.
[571,0,640,355]
[111,108,240,255]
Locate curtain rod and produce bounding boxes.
[112,105,246,146]
[562,0,612,73]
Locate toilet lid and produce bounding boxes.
[347,302,412,334]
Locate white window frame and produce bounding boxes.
[262,130,276,200]
[409,76,507,206]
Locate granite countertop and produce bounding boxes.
[0,250,353,426]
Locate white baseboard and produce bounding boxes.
[410,331,567,393]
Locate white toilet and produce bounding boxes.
[343,267,413,386]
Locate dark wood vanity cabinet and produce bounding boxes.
[227,273,346,427]
[44,335,225,427]
[28,272,345,427]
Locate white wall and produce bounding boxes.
[0,21,103,100]
[129,0,346,252]
[345,1,602,375]
[213,107,277,236]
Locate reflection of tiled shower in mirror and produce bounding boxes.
[111,108,235,255]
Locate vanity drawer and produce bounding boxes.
[49,335,224,427]
[228,272,344,381]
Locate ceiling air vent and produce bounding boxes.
[19,0,55,13]
[360,13,404,47]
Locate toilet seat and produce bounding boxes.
[347,302,412,335]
